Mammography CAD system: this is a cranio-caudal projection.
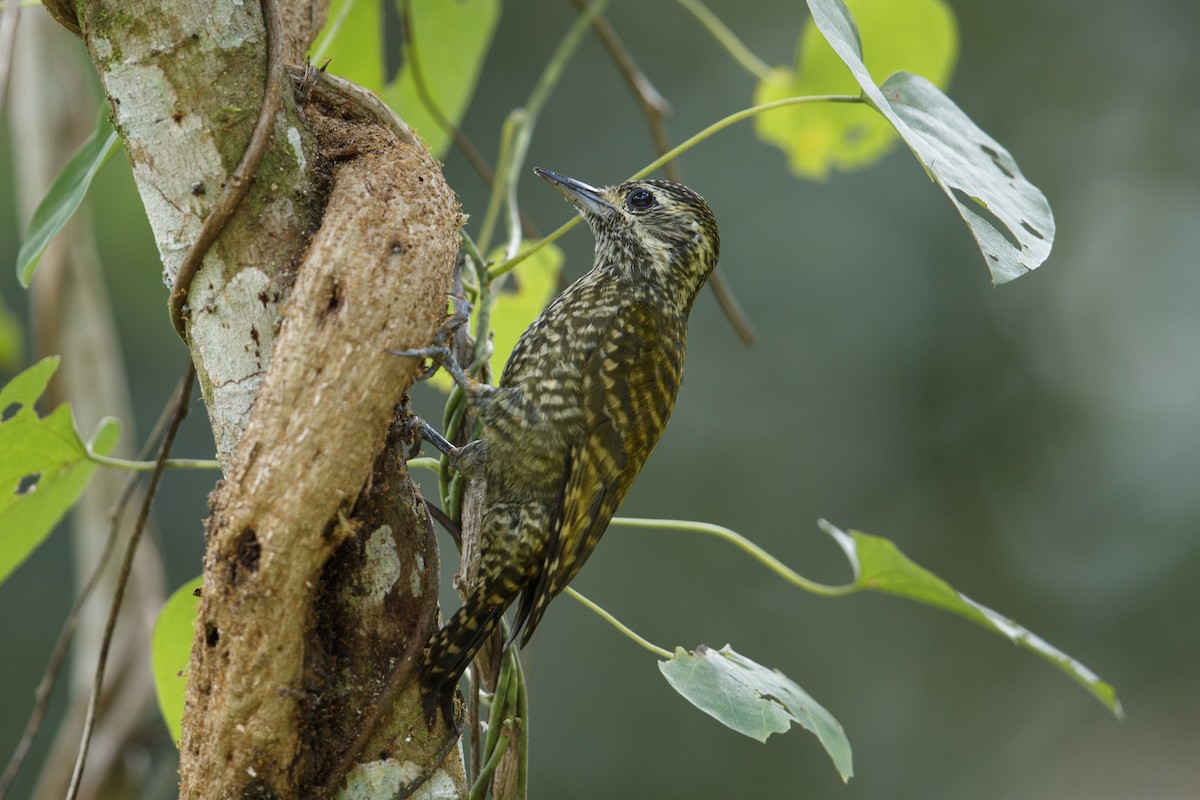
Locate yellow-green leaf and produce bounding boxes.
[152,576,203,746]
[486,242,562,376]
[0,357,120,585]
[382,0,499,158]
[754,0,957,179]
[310,0,385,93]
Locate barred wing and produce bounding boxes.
[513,302,685,645]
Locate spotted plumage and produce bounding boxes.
[417,169,720,721]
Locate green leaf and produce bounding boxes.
[800,0,1053,282]
[755,0,957,179]
[818,520,1123,718]
[310,0,385,94]
[17,107,121,287]
[427,241,563,392]
[0,357,121,585]
[382,0,500,158]
[660,644,853,782]
[152,576,203,746]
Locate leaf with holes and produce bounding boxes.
[153,575,203,746]
[755,0,958,179]
[818,520,1122,717]
[17,107,121,287]
[803,0,1053,282]
[0,357,121,585]
[382,0,499,158]
[427,241,563,392]
[660,644,853,782]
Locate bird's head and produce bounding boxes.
[534,168,720,296]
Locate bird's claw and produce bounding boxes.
[391,307,472,379]
[434,307,470,347]
[388,345,453,381]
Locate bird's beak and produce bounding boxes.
[534,168,615,217]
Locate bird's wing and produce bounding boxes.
[513,302,684,646]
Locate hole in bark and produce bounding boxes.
[390,240,405,255]
[235,528,261,575]
[321,278,342,323]
[205,623,220,647]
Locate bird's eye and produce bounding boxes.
[627,189,657,210]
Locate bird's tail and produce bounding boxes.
[420,576,520,723]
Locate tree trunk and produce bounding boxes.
[58,0,466,795]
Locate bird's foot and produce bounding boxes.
[389,309,473,384]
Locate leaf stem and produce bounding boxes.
[675,0,773,82]
[611,517,857,597]
[86,452,220,472]
[488,218,578,280]
[469,722,511,800]
[565,587,672,659]
[503,0,611,261]
[406,456,441,475]
[630,93,863,181]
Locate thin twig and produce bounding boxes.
[564,587,672,658]
[513,651,528,798]
[611,516,856,597]
[469,722,511,800]
[468,664,482,783]
[675,0,773,81]
[573,0,757,344]
[167,0,285,338]
[65,363,196,800]
[421,494,462,549]
[86,453,220,471]
[402,0,538,241]
[401,0,491,189]
[0,372,186,800]
[706,274,757,343]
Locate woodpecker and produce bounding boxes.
[399,168,720,722]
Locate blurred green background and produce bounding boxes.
[3,0,1199,797]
